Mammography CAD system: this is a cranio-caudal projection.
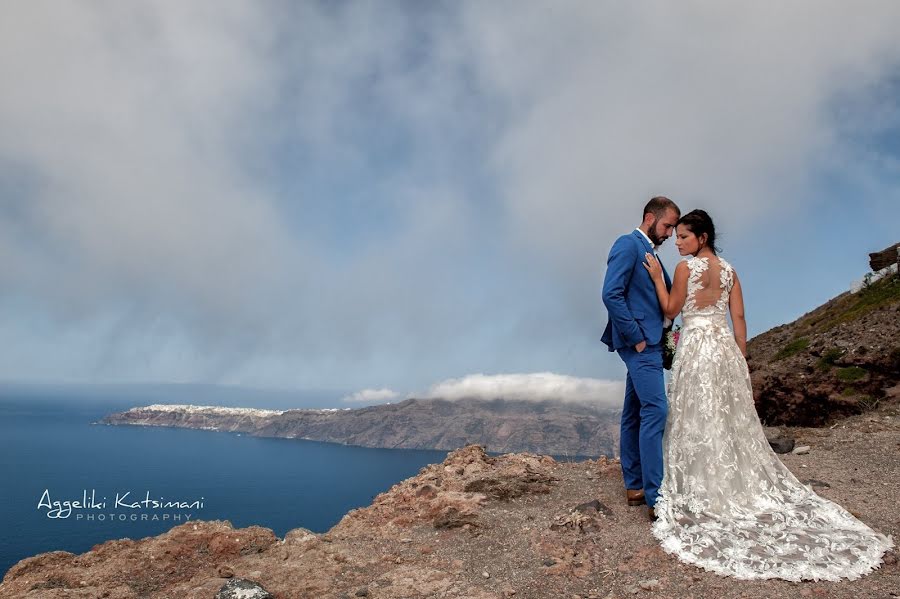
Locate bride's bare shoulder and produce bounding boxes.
[717,255,736,271]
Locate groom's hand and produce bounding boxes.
[635,341,647,353]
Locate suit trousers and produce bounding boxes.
[617,342,667,507]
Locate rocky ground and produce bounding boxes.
[4,391,899,599]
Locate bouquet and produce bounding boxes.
[663,324,681,371]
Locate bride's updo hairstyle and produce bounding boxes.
[678,209,720,254]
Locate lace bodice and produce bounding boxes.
[683,255,733,318]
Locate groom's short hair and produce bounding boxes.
[643,196,680,219]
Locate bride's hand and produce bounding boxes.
[642,252,663,281]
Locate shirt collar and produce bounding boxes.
[634,227,655,250]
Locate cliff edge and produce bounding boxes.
[4,396,898,599]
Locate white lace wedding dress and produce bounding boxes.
[651,256,893,581]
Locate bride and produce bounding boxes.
[641,209,893,581]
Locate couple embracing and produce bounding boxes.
[601,197,892,581]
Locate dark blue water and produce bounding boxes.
[0,395,447,578]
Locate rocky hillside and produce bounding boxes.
[4,395,899,599]
[747,270,900,426]
[101,398,621,457]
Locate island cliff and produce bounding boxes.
[101,398,621,458]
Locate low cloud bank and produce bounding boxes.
[419,373,624,407]
[341,388,401,404]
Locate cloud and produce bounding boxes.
[0,2,899,389]
[419,373,625,407]
[0,3,305,354]
[341,388,400,404]
[459,1,900,300]
[0,1,506,388]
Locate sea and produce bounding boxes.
[0,388,448,579]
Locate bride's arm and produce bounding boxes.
[729,273,748,357]
[642,256,688,320]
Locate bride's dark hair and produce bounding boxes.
[678,209,720,254]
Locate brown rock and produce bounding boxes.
[416,484,438,499]
[433,506,479,529]
[870,243,900,271]
[216,564,234,578]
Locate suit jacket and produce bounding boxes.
[601,230,672,351]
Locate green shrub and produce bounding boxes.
[773,337,810,361]
[823,348,843,364]
[836,366,867,382]
[816,348,844,371]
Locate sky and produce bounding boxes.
[1,2,899,407]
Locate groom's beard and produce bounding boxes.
[648,219,666,246]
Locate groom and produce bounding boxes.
[601,196,679,520]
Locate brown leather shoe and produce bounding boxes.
[648,507,657,521]
[626,489,646,506]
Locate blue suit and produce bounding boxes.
[601,230,671,507]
